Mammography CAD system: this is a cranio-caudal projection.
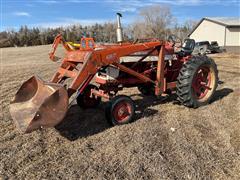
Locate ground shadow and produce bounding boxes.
[55,95,172,141]
[210,88,233,103]
[55,88,233,141]
[55,105,109,141]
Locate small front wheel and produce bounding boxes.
[105,95,135,125]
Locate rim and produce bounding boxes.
[113,101,132,122]
[192,65,215,101]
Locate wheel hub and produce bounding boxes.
[114,102,131,122]
[192,66,213,99]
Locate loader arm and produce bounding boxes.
[49,34,73,61]
[67,41,163,96]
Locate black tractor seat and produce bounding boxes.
[178,39,195,57]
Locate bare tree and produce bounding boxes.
[173,20,198,41]
[129,5,174,40]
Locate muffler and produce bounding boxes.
[116,13,123,43]
[10,76,69,133]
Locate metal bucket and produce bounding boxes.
[10,76,69,133]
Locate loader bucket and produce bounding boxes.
[10,76,69,133]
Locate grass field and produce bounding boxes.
[0,45,240,179]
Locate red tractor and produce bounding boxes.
[10,13,218,133]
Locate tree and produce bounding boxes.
[172,20,198,41]
[129,5,174,40]
[18,25,29,46]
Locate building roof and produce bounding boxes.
[188,17,240,36]
[206,17,240,26]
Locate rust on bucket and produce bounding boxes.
[9,76,69,133]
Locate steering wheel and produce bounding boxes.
[168,35,182,47]
[168,35,183,52]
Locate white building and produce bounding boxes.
[189,17,240,53]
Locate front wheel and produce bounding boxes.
[105,95,135,125]
[176,56,218,108]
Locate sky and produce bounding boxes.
[1,0,240,31]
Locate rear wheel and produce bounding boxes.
[176,56,218,108]
[105,95,135,125]
[77,84,101,109]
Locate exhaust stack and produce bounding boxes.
[116,13,123,43]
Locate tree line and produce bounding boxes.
[0,5,197,48]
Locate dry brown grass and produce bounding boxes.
[0,46,240,179]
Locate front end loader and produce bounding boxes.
[10,13,218,133]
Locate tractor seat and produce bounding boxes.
[178,39,195,56]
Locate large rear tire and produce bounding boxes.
[176,56,218,108]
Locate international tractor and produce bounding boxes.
[10,13,218,133]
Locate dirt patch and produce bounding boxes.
[1,46,240,179]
